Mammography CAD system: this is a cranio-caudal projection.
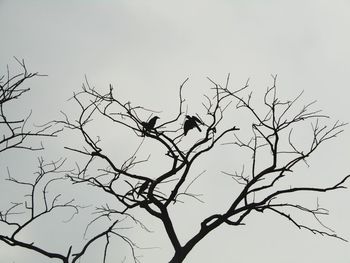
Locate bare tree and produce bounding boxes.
[54,74,349,262]
[0,60,348,262]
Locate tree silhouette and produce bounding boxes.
[1,60,349,263]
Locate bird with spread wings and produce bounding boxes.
[183,115,203,136]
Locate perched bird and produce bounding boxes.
[141,116,159,134]
[184,115,202,136]
[138,181,150,197]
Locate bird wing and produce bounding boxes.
[192,116,203,124]
[184,120,191,135]
[148,116,158,128]
[141,121,150,129]
[194,122,202,132]
[138,181,149,195]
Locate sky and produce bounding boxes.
[1,1,350,262]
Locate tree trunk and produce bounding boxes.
[169,251,186,263]
[169,246,194,263]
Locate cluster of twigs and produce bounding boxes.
[0,58,60,153]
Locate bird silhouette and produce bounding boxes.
[184,115,202,136]
[141,116,159,134]
[137,181,150,197]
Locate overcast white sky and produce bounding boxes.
[1,1,350,262]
